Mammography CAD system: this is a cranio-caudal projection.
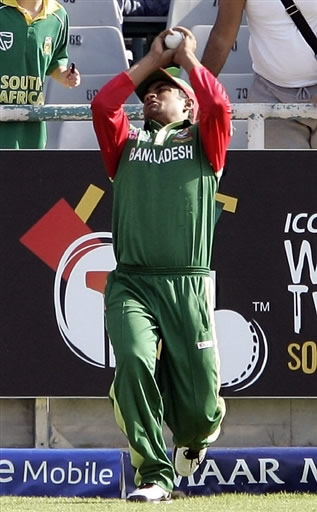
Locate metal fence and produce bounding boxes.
[1,103,317,149]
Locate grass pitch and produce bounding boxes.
[1,493,317,512]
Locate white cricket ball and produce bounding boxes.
[164,31,184,50]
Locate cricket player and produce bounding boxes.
[92,26,232,503]
[0,0,80,148]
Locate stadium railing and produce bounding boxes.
[1,103,317,149]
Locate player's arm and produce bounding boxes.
[173,27,232,174]
[92,29,175,179]
[91,73,136,180]
[190,66,232,174]
[201,0,245,76]
[47,11,80,88]
[126,28,178,87]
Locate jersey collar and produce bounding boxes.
[3,0,61,23]
[144,118,192,132]
[144,119,192,145]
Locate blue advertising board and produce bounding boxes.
[0,449,121,497]
[1,448,316,497]
[123,447,317,496]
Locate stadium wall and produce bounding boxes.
[1,148,317,452]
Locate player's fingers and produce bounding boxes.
[173,26,194,38]
[157,28,177,39]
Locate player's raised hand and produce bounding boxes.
[172,27,198,66]
[147,29,177,69]
[165,27,201,73]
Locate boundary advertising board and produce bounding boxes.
[1,448,317,496]
[0,150,316,397]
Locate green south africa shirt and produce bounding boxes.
[0,0,69,148]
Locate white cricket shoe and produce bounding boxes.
[173,447,208,477]
[127,483,171,503]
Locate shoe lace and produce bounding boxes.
[183,448,205,473]
[183,449,201,461]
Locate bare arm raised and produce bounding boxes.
[201,0,246,76]
[127,29,177,87]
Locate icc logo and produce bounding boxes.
[53,242,268,393]
[20,186,268,392]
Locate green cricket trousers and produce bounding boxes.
[105,265,225,492]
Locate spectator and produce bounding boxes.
[118,0,170,17]
[0,0,81,149]
[201,0,317,149]
[117,1,171,63]
[92,27,231,503]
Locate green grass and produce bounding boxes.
[1,493,317,512]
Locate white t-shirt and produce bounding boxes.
[245,0,317,87]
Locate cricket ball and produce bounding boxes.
[164,30,184,50]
